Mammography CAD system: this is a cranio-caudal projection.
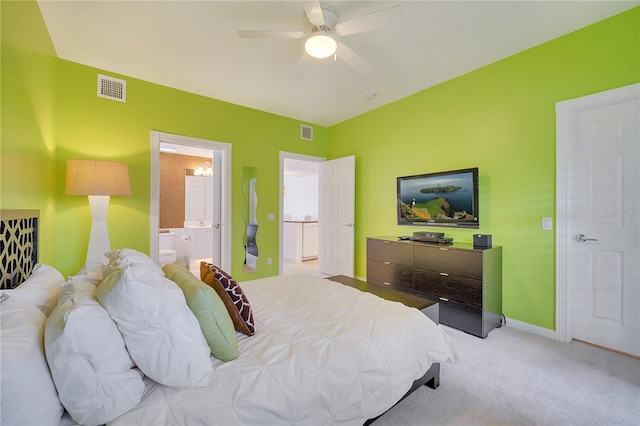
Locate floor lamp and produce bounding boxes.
[65,159,131,263]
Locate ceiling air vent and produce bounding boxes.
[97,74,126,102]
[300,124,313,141]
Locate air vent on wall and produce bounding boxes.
[301,124,313,141]
[97,74,126,102]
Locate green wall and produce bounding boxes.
[328,7,640,330]
[2,0,329,280]
[1,0,58,263]
[53,61,328,280]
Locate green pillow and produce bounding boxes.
[162,264,238,361]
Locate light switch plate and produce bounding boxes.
[268,213,275,221]
[542,217,553,230]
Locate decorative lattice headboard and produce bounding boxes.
[0,210,39,289]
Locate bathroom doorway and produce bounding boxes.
[150,131,232,273]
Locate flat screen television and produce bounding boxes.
[397,167,479,229]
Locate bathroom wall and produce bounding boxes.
[160,152,212,228]
[283,175,319,220]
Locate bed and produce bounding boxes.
[0,209,457,425]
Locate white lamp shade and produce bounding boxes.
[305,34,337,59]
[66,160,131,196]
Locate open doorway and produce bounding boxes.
[150,131,232,274]
[279,152,324,276]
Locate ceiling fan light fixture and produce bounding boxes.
[305,34,337,59]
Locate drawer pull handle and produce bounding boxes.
[384,261,391,265]
[383,241,390,244]
[439,247,449,251]
[439,297,449,302]
[439,272,449,277]
[383,282,391,286]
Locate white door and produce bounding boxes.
[211,150,222,266]
[562,85,639,357]
[184,176,205,221]
[185,171,220,266]
[318,156,355,277]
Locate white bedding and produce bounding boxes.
[109,274,457,425]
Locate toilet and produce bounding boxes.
[158,231,177,266]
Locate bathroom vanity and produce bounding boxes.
[185,225,214,272]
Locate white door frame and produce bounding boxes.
[278,151,326,275]
[555,83,639,343]
[150,131,232,272]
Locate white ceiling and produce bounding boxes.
[38,1,637,127]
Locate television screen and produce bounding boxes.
[397,167,479,228]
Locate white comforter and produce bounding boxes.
[109,274,457,425]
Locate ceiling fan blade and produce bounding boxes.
[238,30,305,39]
[335,5,401,36]
[303,0,324,26]
[336,42,372,74]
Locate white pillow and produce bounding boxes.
[1,295,64,425]
[104,248,165,278]
[97,263,212,388]
[45,280,145,425]
[68,258,106,285]
[4,263,65,315]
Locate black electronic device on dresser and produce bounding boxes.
[367,236,502,338]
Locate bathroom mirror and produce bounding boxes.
[243,167,258,273]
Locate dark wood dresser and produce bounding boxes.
[367,236,502,338]
[327,274,439,324]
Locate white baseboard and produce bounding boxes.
[505,316,558,341]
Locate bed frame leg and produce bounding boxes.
[425,363,440,389]
[364,363,441,424]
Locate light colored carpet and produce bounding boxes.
[376,325,640,426]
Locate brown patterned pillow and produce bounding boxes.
[200,262,255,336]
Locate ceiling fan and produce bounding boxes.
[238,1,402,75]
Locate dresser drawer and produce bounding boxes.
[413,245,482,280]
[367,260,412,291]
[439,301,484,338]
[413,269,482,309]
[367,239,412,267]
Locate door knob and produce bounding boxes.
[575,233,598,242]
